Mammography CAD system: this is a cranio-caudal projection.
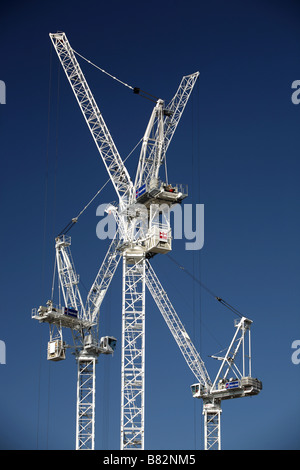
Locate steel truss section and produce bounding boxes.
[121,252,145,450]
[55,236,87,321]
[86,231,121,325]
[209,317,253,396]
[134,99,165,193]
[163,72,199,154]
[134,72,199,193]
[145,261,211,389]
[76,355,96,450]
[203,400,221,450]
[49,32,133,211]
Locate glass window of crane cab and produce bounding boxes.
[108,338,117,351]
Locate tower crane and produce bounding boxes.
[146,261,262,450]
[33,32,262,451]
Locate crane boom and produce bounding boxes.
[55,235,87,321]
[163,72,199,155]
[49,32,134,210]
[134,72,199,194]
[134,99,165,195]
[86,230,121,324]
[145,261,211,389]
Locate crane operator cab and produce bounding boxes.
[136,180,187,207]
[47,339,66,361]
[100,336,117,355]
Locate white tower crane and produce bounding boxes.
[32,233,118,449]
[146,261,262,450]
[33,32,261,451]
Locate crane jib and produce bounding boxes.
[49,32,134,204]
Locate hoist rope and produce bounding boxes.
[166,254,244,319]
[57,136,143,237]
[57,178,111,237]
[73,49,159,102]
[73,49,134,91]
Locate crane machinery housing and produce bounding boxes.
[32,31,262,451]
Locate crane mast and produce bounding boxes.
[121,253,146,449]
[32,32,262,451]
[119,73,198,447]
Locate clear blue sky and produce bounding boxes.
[1,0,300,450]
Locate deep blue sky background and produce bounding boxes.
[1,0,300,450]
